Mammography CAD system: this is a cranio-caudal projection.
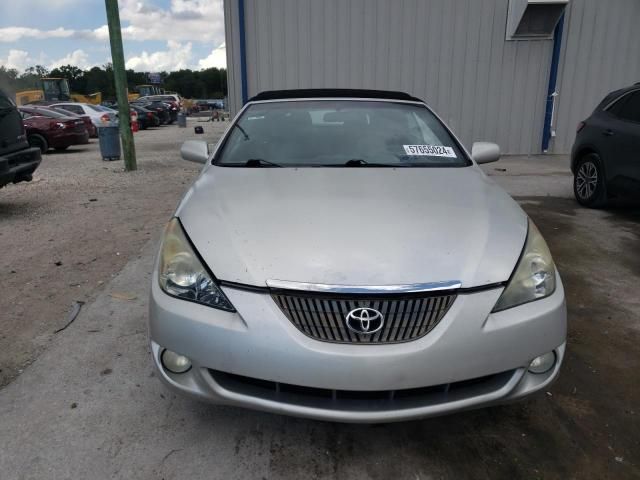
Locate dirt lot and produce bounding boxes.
[0,127,638,479]
[0,120,227,386]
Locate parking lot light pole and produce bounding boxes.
[105,0,137,171]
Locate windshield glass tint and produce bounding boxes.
[215,100,469,167]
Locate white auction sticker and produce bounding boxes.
[403,145,457,158]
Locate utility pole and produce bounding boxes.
[105,0,136,171]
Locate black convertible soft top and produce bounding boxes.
[249,89,423,103]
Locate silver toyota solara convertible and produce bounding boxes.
[149,89,566,423]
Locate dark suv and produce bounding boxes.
[571,84,640,207]
[0,88,41,189]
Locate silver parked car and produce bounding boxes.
[49,102,118,128]
[149,89,566,423]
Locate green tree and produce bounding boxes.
[1,62,227,101]
[49,65,86,93]
[126,69,148,92]
[0,66,20,95]
[49,65,84,81]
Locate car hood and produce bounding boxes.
[177,166,527,288]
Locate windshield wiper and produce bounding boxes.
[233,123,250,140]
[244,158,282,167]
[342,159,397,167]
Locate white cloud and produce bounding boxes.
[198,43,226,69]
[0,0,226,72]
[83,25,109,42]
[2,41,222,73]
[125,40,193,72]
[1,0,225,45]
[0,50,33,71]
[0,27,75,42]
[0,50,51,72]
[111,0,225,43]
[0,48,96,72]
[49,49,92,70]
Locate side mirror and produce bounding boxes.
[180,140,209,164]
[471,142,500,164]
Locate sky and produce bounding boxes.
[0,0,227,73]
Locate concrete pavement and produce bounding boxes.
[1,155,638,479]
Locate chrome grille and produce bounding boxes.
[272,291,456,344]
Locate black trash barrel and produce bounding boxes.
[98,126,121,161]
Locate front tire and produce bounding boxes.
[574,154,607,208]
[28,134,48,154]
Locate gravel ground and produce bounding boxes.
[0,131,638,478]
[0,119,227,386]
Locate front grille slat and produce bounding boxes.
[384,300,401,343]
[395,299,410,342]
[305,297,327,340]
[272,289,456,345]
[293,296,314,337]
[403,298,421,339]
[330,300,349,342]
[343,300,360,343]
[314,297,336,341]
[420,297,438,336]
[371,300,385,343]
[397,298,414,342]
[409,298,428,338]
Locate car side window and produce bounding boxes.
[608,91,640,123]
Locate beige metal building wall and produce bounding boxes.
[224,0,243,124]
[552,0,640,153]
[224,0,640,155]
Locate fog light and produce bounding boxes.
[161,349,192,374]
[528,351,556,374]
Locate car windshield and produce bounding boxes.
[215,100,470,167]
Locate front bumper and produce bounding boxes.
[0,146,42,188]
[149,274,566,423]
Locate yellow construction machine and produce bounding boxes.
[15,78,101,106]
[127,84,164,102]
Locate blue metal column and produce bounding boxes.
[541,13,565,152]
[238,0,249,105]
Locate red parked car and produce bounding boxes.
[19,106,89,153]
[48,105,98,138]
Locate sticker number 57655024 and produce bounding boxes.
[404,145,457,158]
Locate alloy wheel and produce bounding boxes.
[576,161,598,200]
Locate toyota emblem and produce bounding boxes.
[345,307,384,335]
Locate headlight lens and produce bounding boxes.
[158,218,235,311]
[492,219,556,312]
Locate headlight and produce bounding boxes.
[492,219,556,312]
[158,218,235,311]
